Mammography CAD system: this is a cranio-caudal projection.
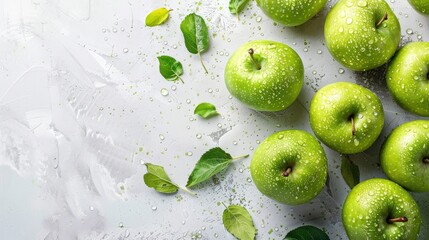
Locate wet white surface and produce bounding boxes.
[0,0,428,239]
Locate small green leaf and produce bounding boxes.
[186,148,248,187]
[341,154,360,189]
[157,56,184,83]
[180,13,209,73]
[143,163,179,194]
[145,8,170,27]
[222,205,256,240]
[229,0,250,15]
[194,102,219,119]
[283,226,330,240]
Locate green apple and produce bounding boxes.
[256,0,328,26]
[225,40,304,112]
[386,42,429,116]
[309,82,384,154]
[343,178,421,240]
[381,120,429,192]
[408,0,429,15]
[250,130,328,205]
[325,0,401,71]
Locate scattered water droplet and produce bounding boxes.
[247,177,252,182]
[354,138,360,146]
[256,16,262,22]
[406,28,414,35]
[119,222,124,228]
[303,48,308,52]
[159,134,165,140]
[346,18,353,24]
[317,49,322,54]
[233,141,238,145]
[186,99,191,104]
[196,133,202,139]
[160,88,169,96]
[278,134,284,140]
[123,48,129,53]
[208,88,213,93]
[151,206,157,211]
[239,168,244,173]
[338,68,345,74]
[89,206,94,211]
[173,45,177,49]
[186,151,193,156]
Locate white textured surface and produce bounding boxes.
[0,0,428,239]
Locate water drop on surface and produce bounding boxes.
[89,206,94,211]
[119,222,124,228]
[339,68,345,74]
[303,48,308,52]
[256,16,262,22]
[171,85,177,91]
[186,99,191,104]
[151,206,157,211]
[159,134,165,140]
[123,48,129,53]
[186,151,193,156]
[346,18,353,24]
[354,139,360,146]
[406,28,413,35]
[317,49,323,54]
[173,45,177,49]
[160,88,169,96]
[196,133,202,139]
[208,88,213,93]
[247,177,252,182]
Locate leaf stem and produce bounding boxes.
[232,154,250,161]
[376,12,388,27]
[198,53,208,74]
[179,186,197,196]
[178,76,184,84]
[221,202,228,209]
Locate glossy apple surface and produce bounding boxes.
[381,120,429,192]
[256,0,328,26]
[325,0,401,71]
[386,42,429,116]
[225,40,303,112]
[309,82,384,154]
[408,0,429,15]
[250,130,328,205]
[343,178,421,240]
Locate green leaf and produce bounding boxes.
[180,13,209,73]
[194,102,219,119]
[157,56,184,83]
[229,0,250,15]
[283,226,330,240]
[143,163,179,194]
[187,147,244,188]
[145,8,170,27]
[223,205,256,240]
[341,154,360,189]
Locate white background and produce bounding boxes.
[0,0,428,239]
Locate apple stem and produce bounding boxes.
[423,157,429,164]
[350,115,356,136]
[248,48,261,70]
[387,217,408,223]
[282,167,293,177]
[376,13,388,27]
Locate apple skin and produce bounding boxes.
[225,40,304,112]
[386,42,429,117]
[408,0,429,15]
[343,178,421,240]
[380,120,429,192]
[325,0,401,71]
[256,0,328,26]
[250,130,328,205]
[309,82,384,154]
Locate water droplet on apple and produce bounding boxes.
[278,134,284,139]
[346,18,353,24]
[354,139,360,146]
[357,0,367,6]
[339,27,344,33]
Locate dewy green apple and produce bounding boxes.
[343,178,421,240]
[256,0,328,26]
[224,40,303,112]
[381,120,429,192]
[386,42,429,116]
[309,82,384,154]
[250,130,328,205]
[325,0,401,71]
[408,0,429,15]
